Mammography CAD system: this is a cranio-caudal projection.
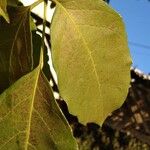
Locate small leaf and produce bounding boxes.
[0,0,9,22]
[30,16,37,31]
[0,6,33,93]
[0,65,78,150]
[51,0,132,124]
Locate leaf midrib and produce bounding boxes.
[24,68,40,150]
[54,0,102,96]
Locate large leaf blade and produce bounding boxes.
[0,66,77,150]
[51,0,132,124]
[0,6,33,93]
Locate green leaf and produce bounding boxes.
[30,16,37,31]
[0,0,9,22]
[0,6,33,93]
[0,65,78,150]
[51,0,132,125]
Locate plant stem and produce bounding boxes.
[30,0,43,10]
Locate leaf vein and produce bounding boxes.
[0,131,25,150]
[54,0,102,95]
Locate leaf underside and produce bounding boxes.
[0,3,77,150]
[51,0,132,125]
[0,67,77,150]
[0,6,33,93]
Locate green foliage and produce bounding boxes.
[0,0,132,149]
[0,6,33,94]
[0,64,77,149]
[51,0,132,125]
[0,2,77,149]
